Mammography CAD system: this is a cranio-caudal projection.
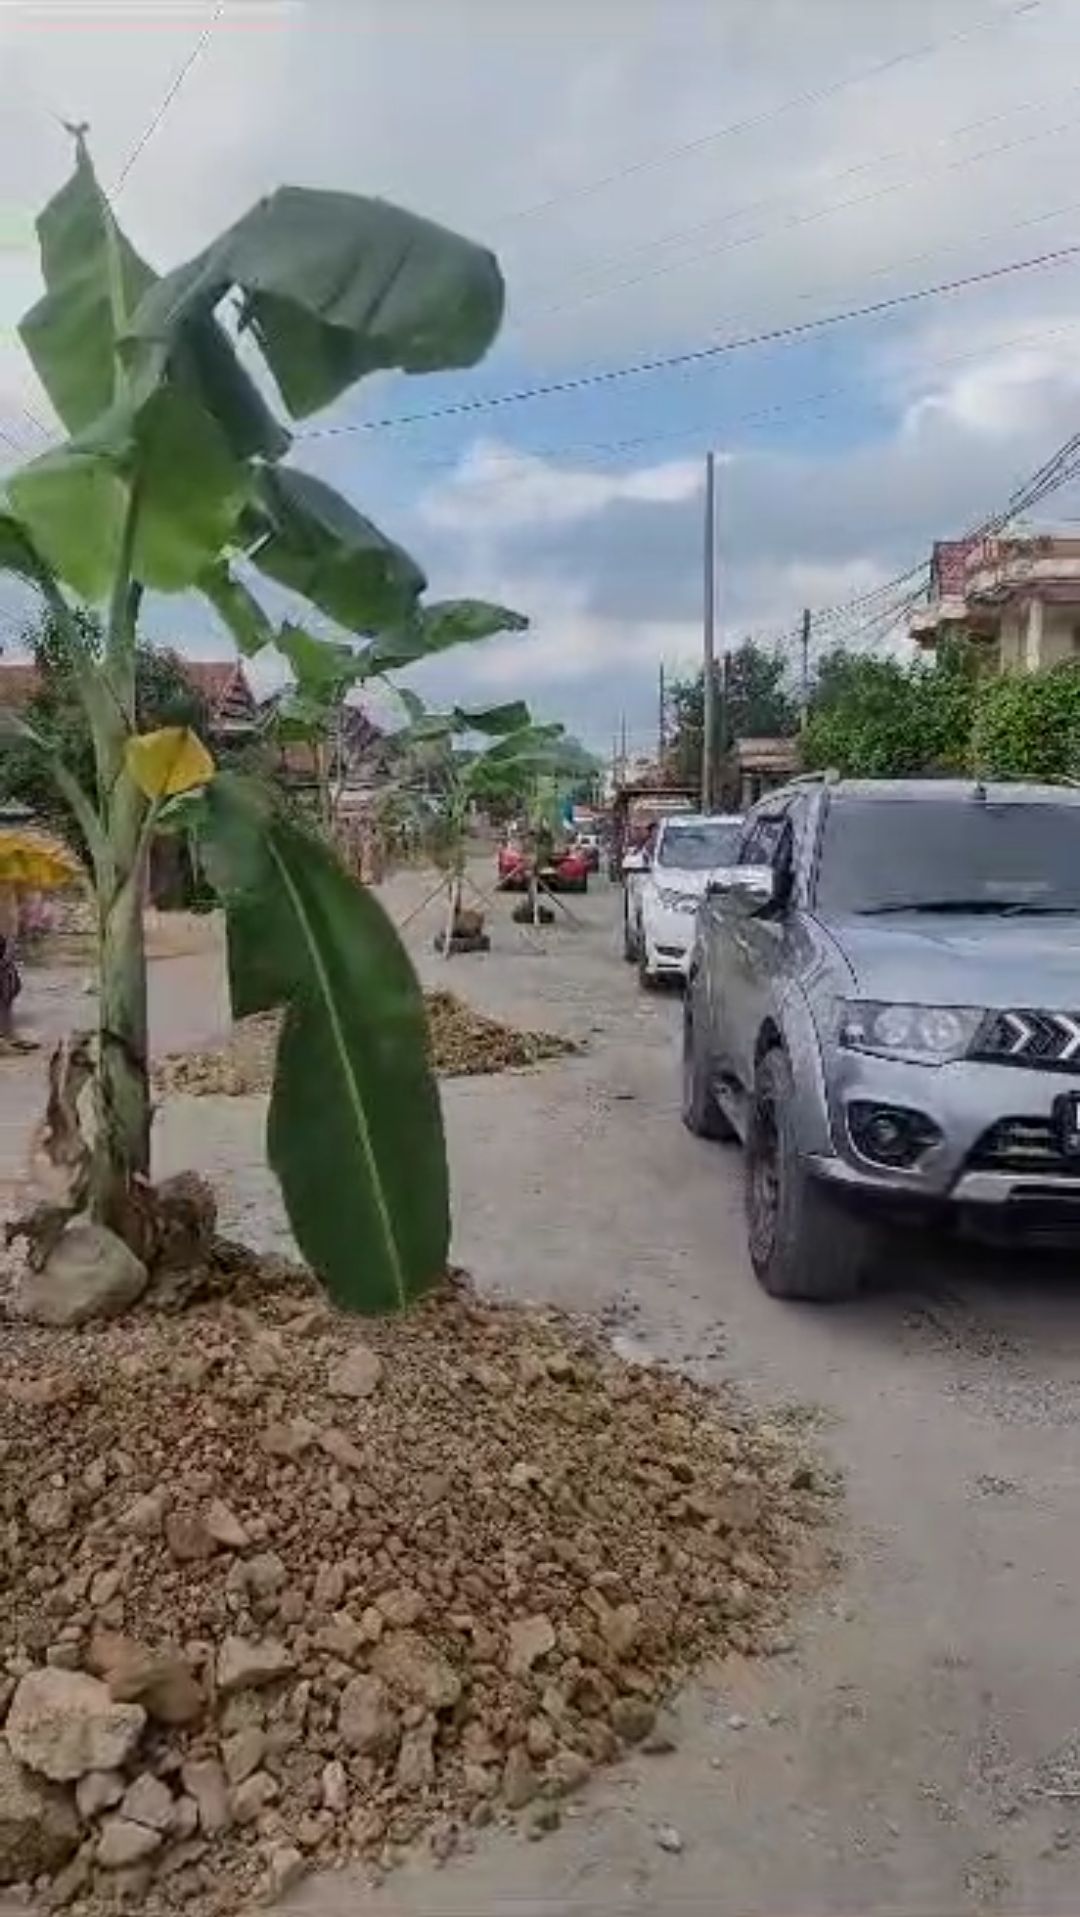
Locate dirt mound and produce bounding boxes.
[0,1253,833,1912]
[153,992,578,1097]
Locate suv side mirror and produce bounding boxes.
[707,864,775,912]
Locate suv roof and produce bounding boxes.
[786,778,1080,809]
[659,811,743,826]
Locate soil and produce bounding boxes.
[151,994,577,1098]
[0,1248,830,1914]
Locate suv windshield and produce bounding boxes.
[815,797,1080,915]
[657,821,741,870]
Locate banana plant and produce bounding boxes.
[0,134,528,1313]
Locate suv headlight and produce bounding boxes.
[655,886,699,912]
[838,999,981,1065]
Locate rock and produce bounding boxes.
[119,1489,168,1537]
[246,1551,287,1596]
[96,1815,164,1870]
[164,1510,215,1563]
[107,1647,203,1726]
[75,1770,125,1819]
[313,1763,346,1822]
[119,1772,174,1832]
[327,1346,383,1400]
[507,1614,556,1676]
[47,1842,94,1905]
[260,1419,317,1461]
[6,1669,145,1781]
[656,1824,684,1854]
[216,1636,294,1694]
[547,1748,592,1796]
[89,1567,123,1610]
[222,1727,266,1787]
[338,1674,400,1756]
[396,1718,436,1790]
[373,1632,461,1711]
[180,1758,231,1836]
[526,1716,557,1761]
[27,1487,73,1535]
[314,1614,364,1661]
[641,1710,679,1755]
[376,1587,425,1629]
[13,1220,148,1326]
[318,1427,365,1472]
[313,1563,346,1609]
[610,1696,656,1745]
[726,1711,749,1731]
[205,1500,250,1550]
[0,1738,79,1883]
[151,1172,217,1271]
[231,1769,277,1824]
[262,1841,307,1902]
[600,1602,642,1659]
[170,1795,200,1842]
[502,1745,539,1810]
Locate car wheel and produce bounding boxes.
[682,976,737,1140]
[637,943,659,990]
[745,1048,868,1301]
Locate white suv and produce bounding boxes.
[625,814,742,986]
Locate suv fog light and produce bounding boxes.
[847,1101,942,1168]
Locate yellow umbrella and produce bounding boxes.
[0,830,81,891]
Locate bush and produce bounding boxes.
[972,663,1080,782]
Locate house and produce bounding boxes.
[0,654,259,739]
[728,735,801,809]
[910,534,1080,670]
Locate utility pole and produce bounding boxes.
[657,662,666,769]
[619,712,628,785]
[799,605,812,730]
[701,450,718,811]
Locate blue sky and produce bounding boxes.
[5,0,1080,753]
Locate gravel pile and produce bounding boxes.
[0,1250,832,1913]
[153,993,577,1097]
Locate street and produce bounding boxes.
[10,871,1080,1914]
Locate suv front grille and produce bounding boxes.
[972,1009,1080,1071]
[969,1116,1080,1177]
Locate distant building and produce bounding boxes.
[910,534,1080,671]
[0,654,259,740]
[729,735,800,809]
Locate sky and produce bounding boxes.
[4,0,1080,753]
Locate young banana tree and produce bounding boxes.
[0,134,527,1313]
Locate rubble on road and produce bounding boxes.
[152,990,578,1097]
[0,1251,833,1913]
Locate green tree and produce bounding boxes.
[667,640,797,786]
[0,134,525,1314]
[972,661,1080,780]
[803,640,978,778]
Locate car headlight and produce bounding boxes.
[837,999,982,1065]
[655,886,699,912]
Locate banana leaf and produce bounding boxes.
[200,776,449,1313]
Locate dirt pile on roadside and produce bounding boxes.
[153,992,577,1097]
[0,1252,832,1913]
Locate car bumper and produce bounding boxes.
[642,905,697,972]
[811,1048,1080,1237]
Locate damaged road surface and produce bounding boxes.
[10,872,1080,1915]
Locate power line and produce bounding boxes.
[532,93,1080,324]
[489,0,1044,229]
[115,1,224,192]
[300,239,1080,442]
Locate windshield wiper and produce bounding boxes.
[858,898,1079,917]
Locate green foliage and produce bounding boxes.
[971,662,1080,781]
[803,641,979,778]
[667,640,797,784]
[202,777,449,1313]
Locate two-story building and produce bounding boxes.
[910,533,1080,670]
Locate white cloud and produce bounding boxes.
[419,439,701,532]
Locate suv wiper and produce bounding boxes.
[858,898,1078,917]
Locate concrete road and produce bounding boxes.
[12,871,1080,1914]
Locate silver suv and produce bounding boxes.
[683,777,1080,1300]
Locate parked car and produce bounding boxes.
[624,814,742,986]
[573,831,602,873]
[683,777,1080,1301]
[497,839,590,893]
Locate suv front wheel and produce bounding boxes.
[745,1048,869,1301]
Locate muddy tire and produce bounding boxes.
[745,1048,867,1301]
[682,975,737,1139]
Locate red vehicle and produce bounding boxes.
[497,838,589,893]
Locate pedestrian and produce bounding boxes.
[0,933,22,1043]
